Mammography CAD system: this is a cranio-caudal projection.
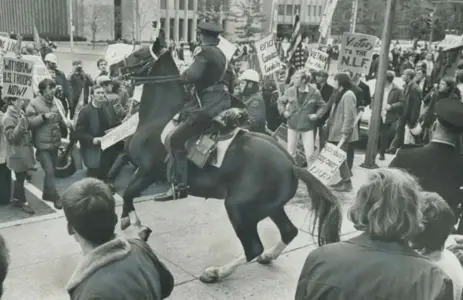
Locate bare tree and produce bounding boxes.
[84,3,111,48]
[197,0,231,22]
[231,0,267,42]
[138,0,157,41]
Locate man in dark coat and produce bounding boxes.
[390,100,463,232]
[155,20,231,201]
[315,70,334,148]
[68,60,94,120]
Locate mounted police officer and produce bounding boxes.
[155,20,232,201]
[235,69,267,133]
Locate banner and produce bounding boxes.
[255,34,282,76]
[105,43,136,66]
[438,34,463,51]
[100,112,139,150]
[338,32,376,74]
[308,143,346,184]
[0,36,18,53]
[305,49,329,71]
[319,0,339,39]
[2,56,34,99]
[21,55,52,94]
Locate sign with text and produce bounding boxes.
[338,32,376,74]
[308,143,346,184]
[0,36,18,53]
[2,56,34,99]
[21,54,52,94]
[132,85,143,102]
[305,49,329,71]
[319,0,339,38]
[101,112,139,150]
[255,34,282,76]
[438,34,463,51]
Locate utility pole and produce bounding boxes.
[360,0,397,169]
[428,6,436,49]
[68,0,74,52]
[135,0,140,42]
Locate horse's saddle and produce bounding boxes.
[161,108,248,168]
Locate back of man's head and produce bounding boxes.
[62,178,117,246]
[0,234,9,298]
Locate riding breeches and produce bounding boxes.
[168,117,211,152]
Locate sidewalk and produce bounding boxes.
[1,153,393,300]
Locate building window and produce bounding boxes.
[294,5,300,15]
[307,5,311,16]
[188,0,193,10]
[318,5,322,16]
[286,4,293,16]
[180,0,185,10]
[278,4,285,15]
[161,0,167,9]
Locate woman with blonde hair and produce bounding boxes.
[277,69,326,166]
[295,168,453,300]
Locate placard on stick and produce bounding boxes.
[2,56,34,99]
[255,34,282,76]
[308,143,346,184]
[305,49,329,71]
[338,32,376,74]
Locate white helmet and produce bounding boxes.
[44,53,58,64]
[239,69,260,83]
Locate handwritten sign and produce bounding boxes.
[338,32,376,74]
[21,54,52,94]
[255,34,282,76]
[2,56,34,99]
[308,143,346,184]
[132,85,143,102]
[305,49,329,71]
[0,36,18,53]
[101,112,139,150]
[438,34,463,51]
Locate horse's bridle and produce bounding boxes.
[120,47,182,86]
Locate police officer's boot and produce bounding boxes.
[154,152,189,201]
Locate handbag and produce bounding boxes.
[186,134,217,168]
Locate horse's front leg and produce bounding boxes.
[121,169,155,241]
[106,152,131,193]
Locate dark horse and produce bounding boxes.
[111,31,342,283]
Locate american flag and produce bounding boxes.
[285,13,305,83]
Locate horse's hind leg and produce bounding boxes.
[120,169,155,240]
[199,201,264,284]
[106,153,131,193]
[257,207,298,265]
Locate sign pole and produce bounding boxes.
[360,0,396,169]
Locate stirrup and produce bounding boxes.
[172,182,189,200]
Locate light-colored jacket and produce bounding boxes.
[327,89,359,143]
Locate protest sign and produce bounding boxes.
[255,34,282,76]
[338,32,376,74]
[217,36,237,62]
[308,143,346,184]
[319,0,339,38]
[0,36,18,53]
[105,43,135,66]
[2,56,34,99]
[305,49,329,71]
[101,112,139,150]
[21,54,52,94]
[132,85,143,102]
[438,34,463,51]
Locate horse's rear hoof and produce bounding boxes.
[257,256,273,265]
[199,268,219,284]
[120,217,130,230]
[138,226,152,241]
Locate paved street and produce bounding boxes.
[0,50,396,299]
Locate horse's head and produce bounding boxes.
[116,29,170,78]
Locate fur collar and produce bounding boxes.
[66,237,131,292]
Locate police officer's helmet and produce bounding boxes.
[44,53,58,64]
[239,69,260,83]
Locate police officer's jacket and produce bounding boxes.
[239,89,266,133]
[180,38,231,119]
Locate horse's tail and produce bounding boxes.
[293,166,342,246]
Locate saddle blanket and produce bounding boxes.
[160,118,243,168]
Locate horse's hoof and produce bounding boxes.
[199,267,220,284]
[120,217,130,230]
[257,253,273,265]
[138,226,152,241]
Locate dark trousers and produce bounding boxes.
[328,141,353,181]
[87,147,119,181]
[379,120,394,156]
[390,120,405,150]
[13,172,27,203]
[0,164,12,205]
[168,117,211,185]
[36,149,58,194]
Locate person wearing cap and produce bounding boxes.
[44,53,71,120]
[155,20,232,201]
[235,69,266,133]
[96,75,126,121]
[388,69,421,151]
[390,100,463,232]
[68,60,94,120]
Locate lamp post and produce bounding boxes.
[360,0,397,169]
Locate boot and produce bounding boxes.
[11,199,35,215]
[331,179,353,192]
[154,152,188,201]
[42,190,62,210]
